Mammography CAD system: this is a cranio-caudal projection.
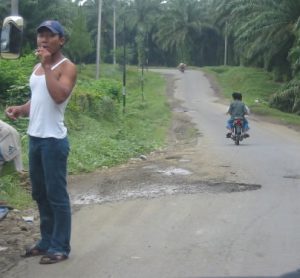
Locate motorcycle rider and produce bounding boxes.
[226,92,250,138]
[177,62,186,72]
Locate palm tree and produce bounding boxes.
[222,0,300,80]
[212,0,237,65]
[0,0,11,20]
[66,6,93,67]
[19,0,77,51]
[119,0,161,67]
[80,0,118,64]
[155,0,220,66]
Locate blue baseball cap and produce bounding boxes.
[37,20,64,36]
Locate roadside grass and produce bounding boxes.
[203,66,300,127]
[0,64,171,207]
[0,163,32,208]
[68,65,170,173]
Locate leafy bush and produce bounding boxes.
[75,78,121,99]
[0,54,36,106]
[4,84,31,106]
[69,78,121,120]
[270,79,300,114]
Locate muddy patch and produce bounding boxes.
[72,181,261,205]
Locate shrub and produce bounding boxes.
[270,79,300,114]
[69,78,121,120]
[0,54,36,106]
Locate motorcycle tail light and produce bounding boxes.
[235,119,242,126]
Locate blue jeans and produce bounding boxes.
[29,136,71,256]
[226,118,249,131]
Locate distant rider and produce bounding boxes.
[177,62,186,72]
[226,92,250,138]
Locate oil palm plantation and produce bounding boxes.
[219,0,300,81]
[126,0,162,67]
[155,0,221,66]
[19,0,76,51]
[112,0,162,66]
[214,0,300,113]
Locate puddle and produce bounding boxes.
[72,181,261,205]
[142,165,192,176]
[156,167,191,176]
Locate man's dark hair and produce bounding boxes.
[232,92,242,100]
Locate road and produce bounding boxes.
[4,69,300,278]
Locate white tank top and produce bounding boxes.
[27,58,70,139]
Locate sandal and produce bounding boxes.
[39,253,68,264]
[21,245,47,258]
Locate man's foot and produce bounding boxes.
[243,133,250,138]
[226,132,232,138]
[40,253,68,264]
[21,245,47,258]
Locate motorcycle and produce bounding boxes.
[229,117,248,145]
[178,63,186,73]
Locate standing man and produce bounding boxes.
[5,20,77,264]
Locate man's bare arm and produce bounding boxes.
[43,61,77,104]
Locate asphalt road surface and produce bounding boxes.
[4,69,300,278]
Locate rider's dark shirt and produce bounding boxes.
[228,100,247,119]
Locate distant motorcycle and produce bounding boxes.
[178,63,186,73]
[229,117,248,145]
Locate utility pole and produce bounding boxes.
[224,21,228,66]
[113,0,116,65]
[122,16,126,113]
[96,0,103,79]
[11,0,19,15]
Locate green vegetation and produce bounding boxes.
[1,1,297,73]
[0,64,171,208]
[269,80,300,115]
[204,66,278,104]
[67,65,170,174]
[204,66,300,127]
[2,0,300,114]
[0,173,32,208]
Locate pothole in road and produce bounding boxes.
[72,181,261,205]
[283,175,300,180]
